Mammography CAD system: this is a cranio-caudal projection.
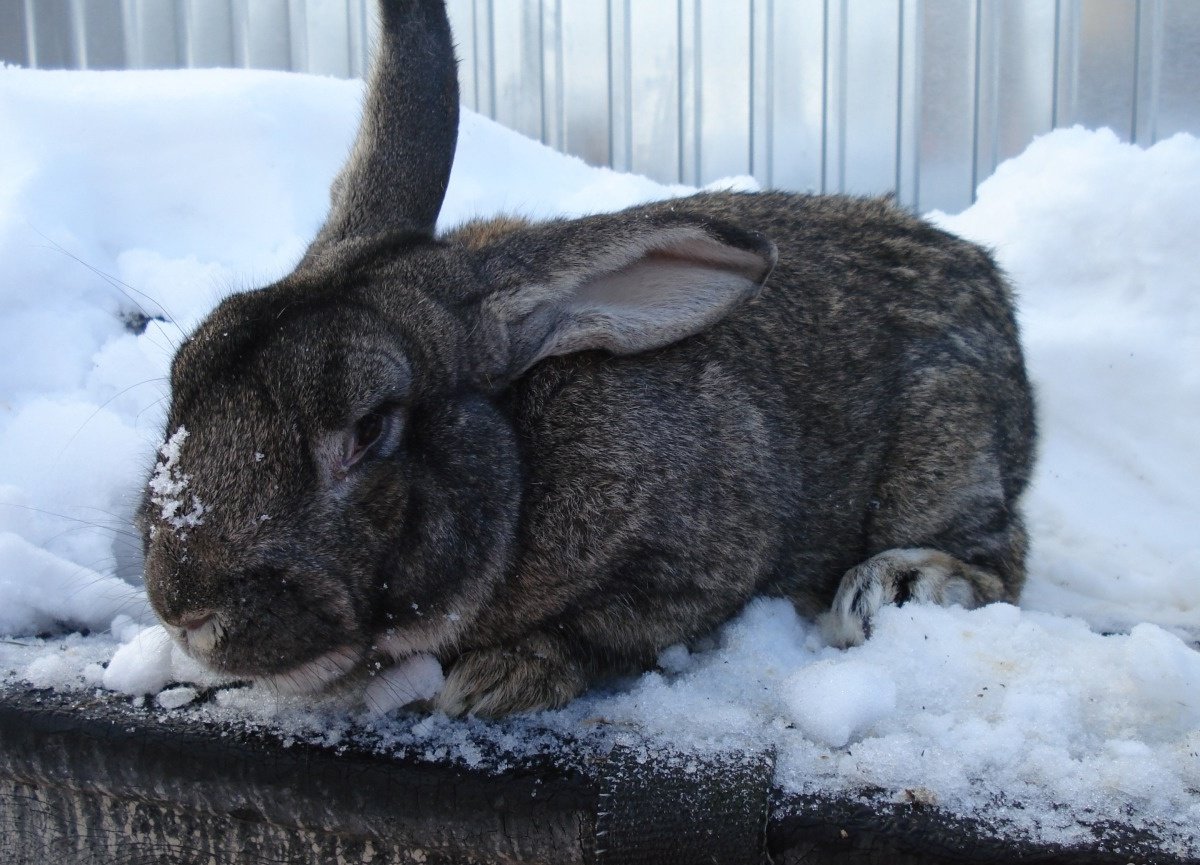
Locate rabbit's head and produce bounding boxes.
[139,0,775,692]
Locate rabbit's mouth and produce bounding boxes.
[247,597,472,695]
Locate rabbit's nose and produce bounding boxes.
[180,611,214,631]
[170,610,221,654]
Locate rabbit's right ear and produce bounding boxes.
[475,214,778,383]
[307,0,459,255]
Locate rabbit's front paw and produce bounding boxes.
[435,633,585,717]
[819,548,1000,647]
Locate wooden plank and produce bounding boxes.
[0,686,1192,865]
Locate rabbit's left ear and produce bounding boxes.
[477,214,778,381]
[308,0,459,254]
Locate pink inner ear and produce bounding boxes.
[652,235,775,276]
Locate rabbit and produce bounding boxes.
[138,0,1035,718]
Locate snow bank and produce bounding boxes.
[933,127,1200,640]
[0,67,1197,853]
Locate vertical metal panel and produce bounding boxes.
[678,0,699,185]
[917,0,976,214]
[1156,0,1200,141]
[4,0,1199,212]
[539,0,562,150]
[27,0,77,69]
[976,0,1055,182]
[230,0,292,71]
[896,0,921,207]
[748,0,773,187]
[0,0,29,68]
[180,0,234,69]
[627,2,681,182]
[1060,0,1139,138]
[74,0,126,70]
[445,0,479,111]
[838,0,901,196]
[559,0,611,168]
[491,0,543,143]
[1133,0,1162,144]
[289,0,352,78]
[121,0,181,69]
[821,0,845,194]
[768,0,825,193]
[608,0,633,173]
[347,0,372,80]
[698,0,752,184]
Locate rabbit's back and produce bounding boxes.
[475,191,1034,646]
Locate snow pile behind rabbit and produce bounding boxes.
[1,33,1199,858]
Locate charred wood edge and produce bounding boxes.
[595,746,774,865]
[0,686,1195,865]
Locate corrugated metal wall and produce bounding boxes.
[2,0,1197,213]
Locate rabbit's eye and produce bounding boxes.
[355,411,385,450]
[330,404,404,479]
[349,410,387,464]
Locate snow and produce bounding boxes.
[156,685,198,710]
[0,66,1197,854]
[101,623,175,695]
[783,656,898,749]
[147,425,206,534]
[361,653,445,716]
[932,126,1200,640]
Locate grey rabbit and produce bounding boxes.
[138,0,1035,717]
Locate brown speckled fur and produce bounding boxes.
[139,0,1035,717]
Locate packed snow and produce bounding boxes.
[0,67,1197,854]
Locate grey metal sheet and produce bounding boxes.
[627,2,681,183]
[1062,0,1139,140]
[767,0,825,194]
[837,0,901,197]
[2,0,1197,212]
[75,0,126,70]
[896,0,921,207]
[559,0,610,169]
[444,0,472,108]
[347,0,371,80]
[290,0,353,78]
[181,0,234,69]
[608,0,632,173]
[27,0,75,70]
[697,0,752,184]
[230,0,292,71]
[917,0,977,214]
[491,0,544,145]
[976,0,1056,181]
[121,0,181,69]
[1156,0,1200,141]
[748,0,773,187]
[0,0,29,69]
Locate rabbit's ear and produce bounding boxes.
[309,0,459,253]
[479,216,778,381]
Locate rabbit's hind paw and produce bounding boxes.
[818,548,1003,648]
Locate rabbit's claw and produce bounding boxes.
[819,548,1002,647]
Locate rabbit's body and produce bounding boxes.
[431,193,1033,713]
[139,0,1035,717]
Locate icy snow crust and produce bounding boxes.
[0,68,1197,853]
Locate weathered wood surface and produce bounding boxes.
[0,687,1194,865]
